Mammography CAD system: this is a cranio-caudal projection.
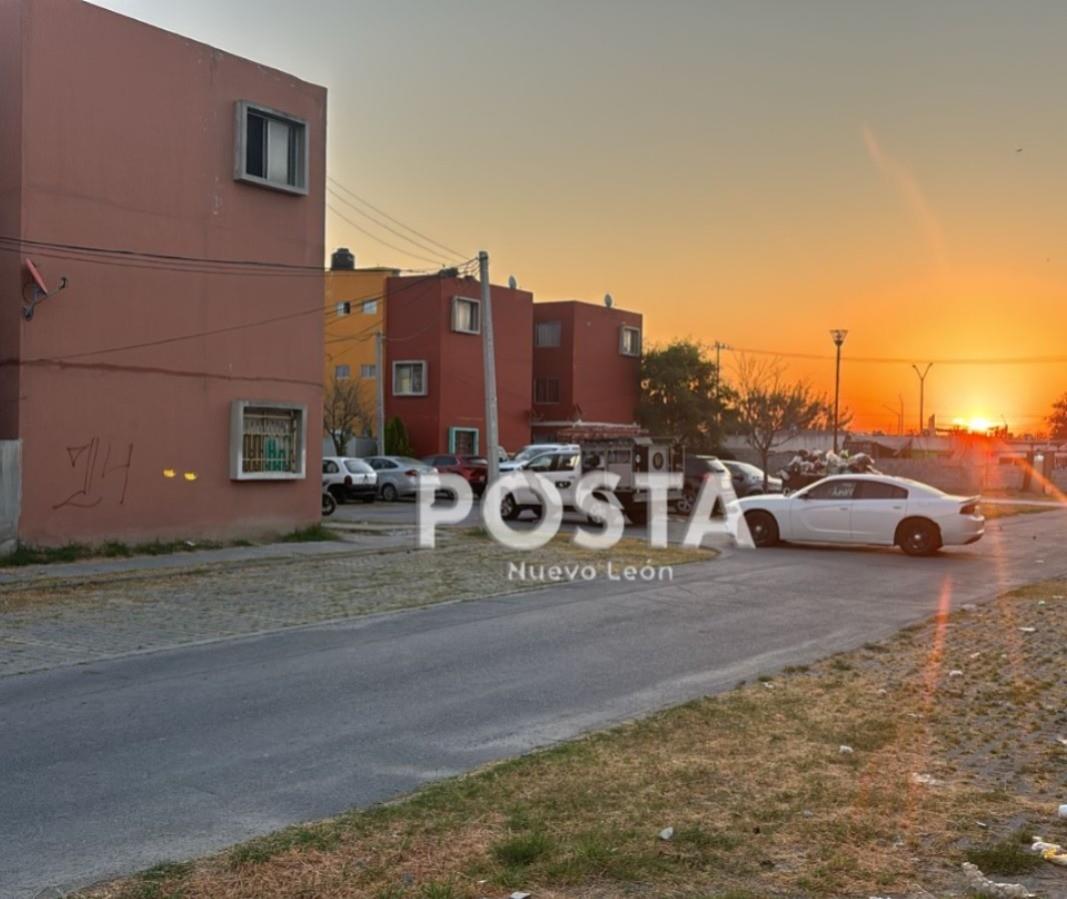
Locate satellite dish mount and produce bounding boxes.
[22,258,68,320]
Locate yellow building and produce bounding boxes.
[324,248,399,443]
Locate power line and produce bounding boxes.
[327,177,466,258]
[728,344,1067,367]
[326,187,461,262]
[0,235,326,277]
[19,262,476,365]
[327,205,448,267]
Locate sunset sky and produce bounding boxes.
[93,0,1067,434]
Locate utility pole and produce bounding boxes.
[375,331,386,455]
[911,363,933,436]
[479,251,500,484]
[882,397,904,437]
[830,330,848,453]
[712,341,730,426]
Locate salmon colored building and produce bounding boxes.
[0,0,326,548]
[531,300,642,440]
[383,274,533,457]
[323,248,398,446]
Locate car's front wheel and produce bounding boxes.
[322,492,336,516]
[501,493,519,521]
[897,518,941,556]
[744,510,779,547]
[380,483,399,502]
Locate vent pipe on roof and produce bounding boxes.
[331,247,355,270]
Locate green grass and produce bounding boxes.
[0,538,224,567]
[964,838,1042,875]
[279,524,341,543]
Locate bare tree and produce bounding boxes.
[733,355,826,490]
[324,374,374,456]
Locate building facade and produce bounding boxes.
[531,300,642,441]
[383,274,533,457]
[0,0,326,547]
[324,248,397,448]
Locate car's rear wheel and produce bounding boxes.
[744,510,779,547]
[897,518,941,556]
[501,493,519,521]
[380,483,398,502]
[674,489,695,515]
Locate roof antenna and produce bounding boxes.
[23,259,69,320]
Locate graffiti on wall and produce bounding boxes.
[53,438,134,511]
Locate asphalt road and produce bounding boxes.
[3,511,1067,897]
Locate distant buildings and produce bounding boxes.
[1,0,326,548]
[324,248,397,447]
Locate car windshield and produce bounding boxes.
[344,459,372,473]
[514,447,548,462]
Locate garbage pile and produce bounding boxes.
[776,449,880,490]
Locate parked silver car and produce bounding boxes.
[363,456,438,501]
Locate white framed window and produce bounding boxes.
[451,296,481,334]
[335,364,350,380]
[234,100,308,195]
[534,378,560,404]
[393,361,427,396]
[360,363,377,379]
[229,400,307,480]
[535,321,561,347]
[363,299,378,315]
[620,325,641,356]
[448,427,479,455]
[336,301,351,317]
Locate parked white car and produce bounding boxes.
[499,443,581,472]
[322,456,377,503]
[737,474,984,556]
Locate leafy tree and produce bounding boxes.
[383,416,413,456]
[324,374,374,456]
[733,355,826,489]
[1050,393,1067,440]
[637,339,731,450]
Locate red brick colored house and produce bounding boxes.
[0,0,326,548]
[383,274,533,457]
[531,300,642,440]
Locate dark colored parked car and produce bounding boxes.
[675,455,730,514]
[422,454,489,495]
[722,460,784,496]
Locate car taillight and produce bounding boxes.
[960,502,977,515]
[344,475,352,486]
[405,469,419,477]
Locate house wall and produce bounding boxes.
[324,267,394,440]
[9,0,326,545]
[532,301,641,434]
[0,0,24,441]
[384,275,532,457]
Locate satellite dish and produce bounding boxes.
[604,293,613,308]
[508,275,517,289]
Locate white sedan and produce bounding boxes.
[737,474,984,556]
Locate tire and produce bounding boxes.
[897,518,942,556]
[674,490,695,515]
[501,493,519,521]
[744,510,779,547]
[380,483,399,502]
[321,492,336,517]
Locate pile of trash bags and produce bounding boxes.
[779,449,879,480]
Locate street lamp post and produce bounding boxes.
[830,330,848,453]
[911,363,933,436]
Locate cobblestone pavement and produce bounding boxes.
[0,532,707,677]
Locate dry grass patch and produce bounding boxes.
[82,579,1067,899]
[981,502,1064,520]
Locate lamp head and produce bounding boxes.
[830,329,848,347]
